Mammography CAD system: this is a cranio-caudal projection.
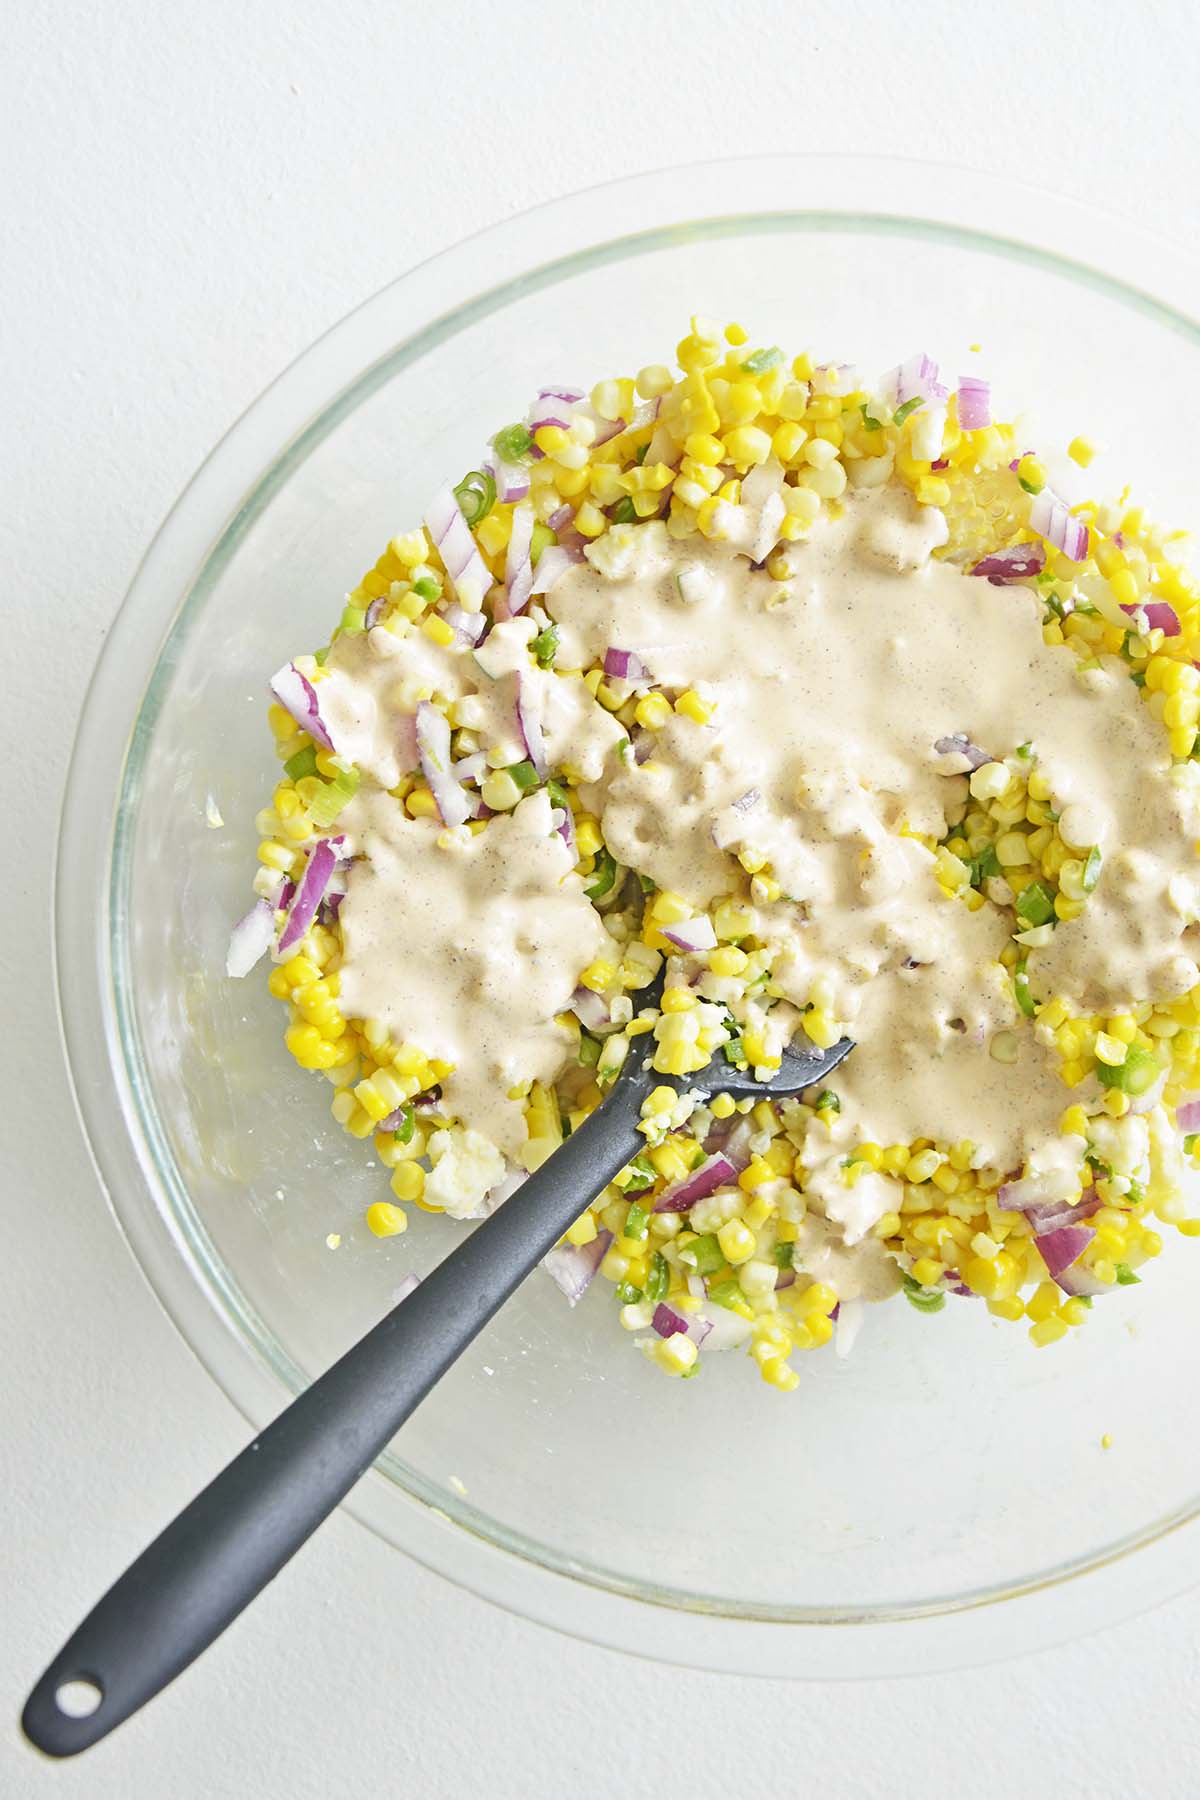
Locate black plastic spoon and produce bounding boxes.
[23,1013,852,1756]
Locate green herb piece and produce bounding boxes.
[1086,1154,1112,1179]
[492,423,533,462]
[285,745,319,782]
[723,1036,747,1066]
[774,1242,795,1270]
[859,402,883,432]
[306,766,360,828]
[683,1233,725,1277]
[638,872,657,894]
[624,1201,649,1241]
[585,847,617,900]
[453,467,497,527]
[578,1031,601,1068]
[531,623,559,667]
[634,443,650,465]
[1082,846,1103,892]
[1013,959,1038,1019]
[312,645,330,666]
[610,496,638,523]
[1125,1179,1146,1203]
[969,844,1001,888]
[530,522,555,566]
[741,345,784,374]
[615,1280,644,1306]
[506,759,540,792]
[412,575,442,601]
[1115,1262,1141,1286]
[1015,880,1056,927]
[1095,1043,1160,1096]
[546,778,569,812]
[708,1278,745,1310]
[893,396,924,425]
[340,604,366,634]
[814,1089,841,1115]
[902,1274,946,1314]
[1185,1135,1198,1156]
[1015,741,1033,758]
[1131,669,1147,687]
[393,1105,415,1145]
[1018,475,1044,496]
[645,1252,670,1304]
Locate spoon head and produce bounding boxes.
[706,1035,855,1099]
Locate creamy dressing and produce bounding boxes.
[336,789,608,1157]
[322,484,1200,1278]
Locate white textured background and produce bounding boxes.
[7,3,1200,1794]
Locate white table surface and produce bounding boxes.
[7,2,1200,1793]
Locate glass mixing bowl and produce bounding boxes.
[57,155,1200,1677]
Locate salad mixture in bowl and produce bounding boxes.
[229,316,1200,1390]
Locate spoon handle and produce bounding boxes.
[23,1078,647,1757]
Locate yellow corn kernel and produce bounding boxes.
[574,817,603,857]
[912,1256,943,1287]
[1026,1281,1062,1323]
[389,1162,425,1203]
[1030,1315,1069,1347]
[710,1093,737,1120]
[675,688,714,724]
[565,1210,598,1248]
[366,1201,408,1238]
[1068,436,1097,468]
[717,1219,756,1265]
[738,1156,774,1192]
[421,613,456,648]
[634,693,672,730]
[723,424,773,468]
[916,474,951,507]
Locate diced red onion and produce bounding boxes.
[543,1229,612,1305]
[278,836,341,953]
[733,788,761,813]
[604,647,653,687]
[1035,1223,1095,1281]
[703,1115,755,1173]
[530,544,583,597]
[1029,489,1090,564]
[740,460,784,509]
[392,1273,420,1304]
[835,1297,864,1358]
[485,453,530,505]
[653,1152,738,1214]
[652,1302,690,1339]
[882,352,948,408]
[630,729,654,765]
[1177,1098,1200,1132]
[1055,1260,1112,1299]
[571,985,609,1030]
[775,1269,796,1291]
[397,711,419,776]
[811,362,856,396]
[516,671,549,778]
[1121,600,1181,637]
[644,422,677,468]
[956,376,991,430]
[416,699,470,828]
[424,485,493,610]
[269,662,335,752]
[501,503,535,618]
[661,915,718,954]
[547,503,575,533]
[910,399,947,463]
[442,602,487,645]
[225,898,276,977]
[554,804,576,858]
[452,751,488,783]
[748,491,786,564]
[364,595,387,631]
[971,543,1046,584]
[934,733,994,770]
[527,388,583,433]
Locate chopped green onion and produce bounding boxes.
[902,1274,946,1314]
[624,1201,649,1241]
[1095,1043,1159,1095]
[1015,880,1056,927]
[615,1280,643,1306]
[1184,1134,1198,1156]
[412,575,442,601]
[773,1242,795,1270]
[453,468,497,527]
[546,778,569,811]
[688,1143,709,1170]
[610,496,638,523]
[1115,1262,1141,1286]
[1018,475,1044,496]
[339,604,366,634]
[1086,1154,1112,1179]
[1082,846,1103,892]
[1016,741,1033,758]
[634,443,650,466]
[585,847,617,900]
[492,423,532,462]
[893,396,924,425]
[1131,669,1147,687]
[859,402,883,432]
[645,1252,669,1304]
[741,345,784,374]
[577,1031,601,1068]
[1013,959,1038,1019]
[723,1036,747,1066]
[530,522,555,566]
[531,623,559,667]
[619,1152,657,1191]
[814,1089,841,1115]
[683,1233,725,1277]
[506,759,540,792]
[306,767,360,828]
[708,1278,745,1310]
[638,872,656,893]
[1125,1179,1146,1203]
[393,1104,415,1145]
[284,745,318,781]
[969,844,1001,888]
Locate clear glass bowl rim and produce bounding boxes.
[55,152,1200,1678]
